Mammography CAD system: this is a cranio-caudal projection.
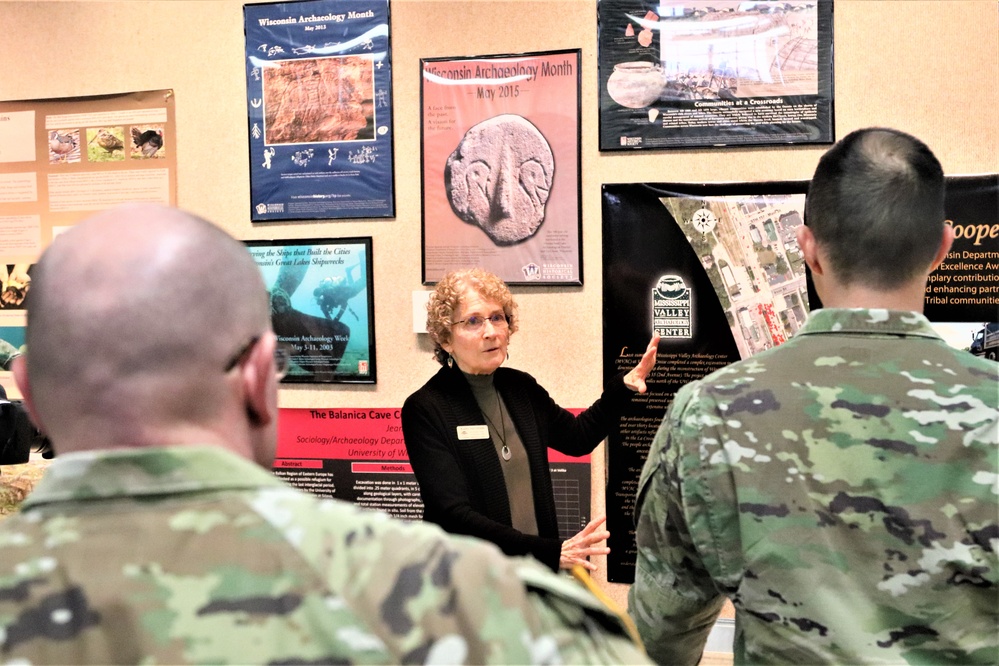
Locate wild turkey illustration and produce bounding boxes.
[131,127,163,157]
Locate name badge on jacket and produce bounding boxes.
[457,425,489,440]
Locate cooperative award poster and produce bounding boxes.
[244,0,395,221]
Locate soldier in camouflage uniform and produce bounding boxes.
[629,128,999,665]
[0,204,648,664]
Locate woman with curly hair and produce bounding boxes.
[402,268,658,573]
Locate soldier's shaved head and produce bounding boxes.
[803,127,947,290]
[14,203,275,460]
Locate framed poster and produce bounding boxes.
[245,237,376,384]
[421,49,582,285]
[244,0,395,221]
[598,0,834,151]
[601,175,999,583]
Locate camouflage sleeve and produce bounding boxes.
[258,490,651,664]
[629,386,727,666]
[517,564,652,665]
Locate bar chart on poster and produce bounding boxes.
[552,477,583,539]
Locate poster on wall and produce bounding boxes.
[246,237,376,383]
[905,174,997,335]
[272,407,593,535]
[0,89,177,398]
[601,175,998,583]
[421,49,582,285]
[597,0,834,151]
[244,0,395,221]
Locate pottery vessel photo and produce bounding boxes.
[607,61,666,109]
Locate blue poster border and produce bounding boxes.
[245,236,377,384]
[244,0,395,221]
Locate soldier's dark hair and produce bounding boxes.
[804,127,946,289]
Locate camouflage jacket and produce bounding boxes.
[629,308,999,665]
[0,446,649,664]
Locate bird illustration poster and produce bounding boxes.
[597,0,834,151]
[245,236,376,384]
[244,0,395,221]
[0,89,176,398]
[420,49,582,286]
[0,89,176,264]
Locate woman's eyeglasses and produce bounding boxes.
[450,313,510,332]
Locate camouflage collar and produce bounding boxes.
[796,308,942,340]
[20,446,279,509]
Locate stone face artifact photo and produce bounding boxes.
[444,114,555,246]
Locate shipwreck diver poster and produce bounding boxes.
[246,237,376,383]
[244,0,395,221]
[602,176,999,583]
[420,49,582,285]
[597,0,834,151]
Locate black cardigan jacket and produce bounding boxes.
[401,363,630,571]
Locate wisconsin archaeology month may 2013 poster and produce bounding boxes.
[244,0,394,221]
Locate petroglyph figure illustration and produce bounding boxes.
[348,146,377,164]
[291,148,314,167]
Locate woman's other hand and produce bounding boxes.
[623,335,660,394]
[559,516,611,572]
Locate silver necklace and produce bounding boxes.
[480,389,511,461]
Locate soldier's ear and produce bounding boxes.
[930,222,955,272]
[240,335,276,428]
[796,225,824,276]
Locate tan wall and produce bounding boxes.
[3,0,997,606]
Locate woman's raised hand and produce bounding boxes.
[623,335,660,394]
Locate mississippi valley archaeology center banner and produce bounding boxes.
[600,174,998,583]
